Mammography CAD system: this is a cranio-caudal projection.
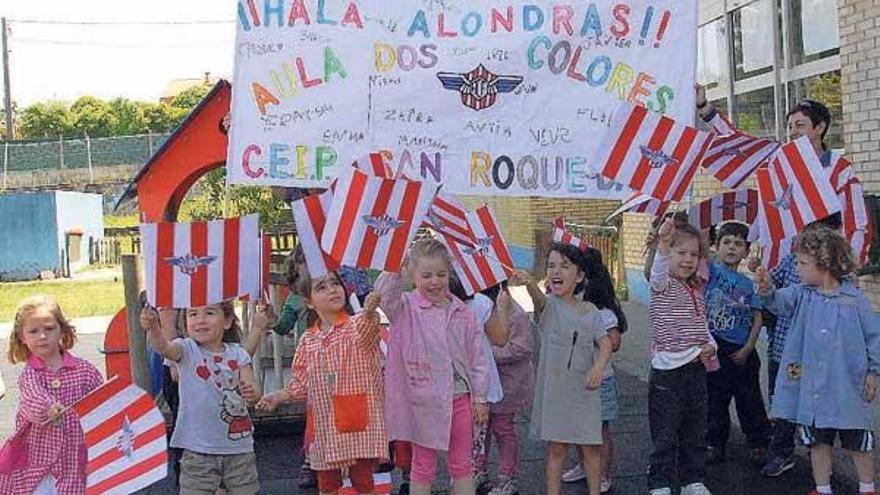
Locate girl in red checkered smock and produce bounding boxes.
[258,271,387,495]
[0,295,104,495]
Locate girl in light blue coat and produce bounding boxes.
[756,225,880,495]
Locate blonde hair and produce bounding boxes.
[794,225,855,281]
[407,238,452,272]
[8,295,77,364]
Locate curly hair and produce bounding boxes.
[582,247,628,334]
[8,295,77,364]
[794,225,855,281]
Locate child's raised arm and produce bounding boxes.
[140,306,183,362]
[510,269,546,314]
[243,301,275,357]
[648,218,675,292]
[374,272,406,322]
[755,266,799,319]
[357,292,382,350]
[484,290,512,346]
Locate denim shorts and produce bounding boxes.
[600,375,619,422]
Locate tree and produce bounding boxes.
[170,84,212,111]
[109,98,148,135]
[179,169,287,230]
[69,96,117,137]
[18,101,72,139]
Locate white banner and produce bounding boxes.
[228,0,698,199]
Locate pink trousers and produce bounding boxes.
[475,413,518,477]
[411,394,473,484]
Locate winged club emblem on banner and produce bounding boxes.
[639,146,679,169]
[462,236,495,257]
[362,214,406,236]
[165,253,217,276]
[437,64,523,111]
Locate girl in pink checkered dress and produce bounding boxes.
[0,295,104,495]
[258,271,387,495]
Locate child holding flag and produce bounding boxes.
[258,270,387,495]
[511,243,612,495]
[0,295,104,495]
[756,226,880,495]
[647,218,717,495]
[141,300,267,495]
[376,238,490,495]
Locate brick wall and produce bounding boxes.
[456,196,618,249]
[840,0,880,309]
[839,0,880,193]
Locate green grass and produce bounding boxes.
[0,279,124,322]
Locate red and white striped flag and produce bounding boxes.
[424,193,477,247]
[840,178,871,264]
[606,192,672,221]
[291,190,340,278]
[352,151,395,179]
[760,236,795,270]
[140,215,262,309]
[439,205,515,295]
[339,473,392,495]
[688,189,759,230]
[597,103,715,202]
[551,217,589,251]
[321,169,438,272]
[700,132,779,189]
[827,153,857,194]
[72,377,167,495]
[703,109,737,136]
[756,137,841,243]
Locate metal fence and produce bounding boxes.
[1,133,171,185]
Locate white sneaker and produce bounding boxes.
[600,477,612,493]
[649,488,672,495]
[680,483,713,495]
[488,475,519,495]
[562,464,586,483]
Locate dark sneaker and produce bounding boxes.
[398,481,410,495]
[706,446,726,465]
[761,456,795,477]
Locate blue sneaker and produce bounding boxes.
[761,455,795,477]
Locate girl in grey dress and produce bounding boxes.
[511,243,612,495]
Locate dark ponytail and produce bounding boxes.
[582,247,628,334]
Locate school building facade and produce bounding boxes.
[459,0,880,306]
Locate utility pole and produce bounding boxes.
[2,18,12,140]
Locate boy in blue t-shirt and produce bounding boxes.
[704,222,772,465]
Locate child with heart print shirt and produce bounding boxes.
[141,300,268,495]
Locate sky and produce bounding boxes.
[2,0,238,106]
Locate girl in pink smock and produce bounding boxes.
[0,295,103,495]
[376,238,490,495]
